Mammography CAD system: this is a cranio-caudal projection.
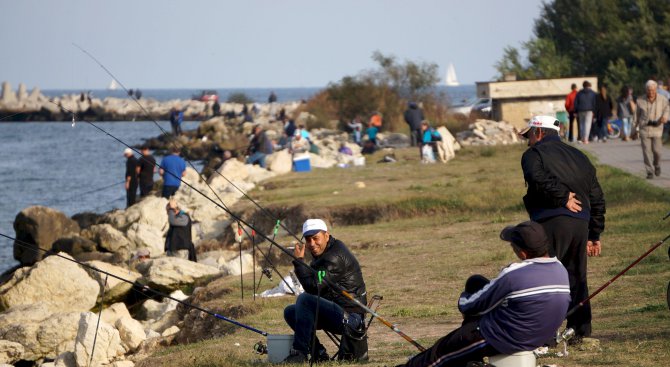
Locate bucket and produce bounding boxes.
[488,351,536,367]
[353,156,366,166]
[293,157,311,172]
[267,334,294,363]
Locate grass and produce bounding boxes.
[135,143,670,367]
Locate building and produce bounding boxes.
[476,76,598,129]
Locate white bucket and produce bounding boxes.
[267,334,294,363]
[488,351,536,367]
[353,156,366,166]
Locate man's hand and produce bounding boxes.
[125,181,130,190]
[566,192,583,213]
[587,240,602,257]
[294,242,305,260]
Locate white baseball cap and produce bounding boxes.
[302,219,328,237]
[123,148,133,156]
[519,115,561,137]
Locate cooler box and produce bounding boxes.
[293,157,311,172]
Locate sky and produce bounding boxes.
[0,0,545,90]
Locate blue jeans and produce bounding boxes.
[597,117,609,140]
[246,152,267,168]
[284,293,362,354]
[621,117,631,138]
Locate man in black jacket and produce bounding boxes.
[404,101,425,147]
[519,115,606,341]
[283,219,367,363]
[164,199,197,262]
[123,148,138,208]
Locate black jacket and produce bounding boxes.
[404,104,424,130]
[521,135,606,240]
[574,88,597,112]
[293,236,367,314]
[165,211,197,261]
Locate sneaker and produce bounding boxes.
[655,167,661,176]
[282,350,308,364]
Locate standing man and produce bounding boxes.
[635,80,669,179]
[169,106,184,136]
[574,80,597,144]
[519,115,606,342]
[283,219,368,363]
[246,125,273,168]
[404,101,425,147]
[123,148,139,208]
[565,83,579,142]
[136,145,156,198]
[595,85,614,142]
[399,221,570,367]
[160,146,187,198]
[164,198,196,261]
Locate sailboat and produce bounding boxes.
[445,63,459,87]
[107,79,119,90]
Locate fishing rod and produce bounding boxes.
[0,232,268,336]
[566,233,670,318]
[49,180,125,206]
[57,107,425,352]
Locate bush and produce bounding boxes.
[226,92,253,104]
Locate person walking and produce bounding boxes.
[136,146,156,197]
[123,148,139,208]
[635,79,670,179]
[518,115,606,343]
[404,102,424,147]
[574,81,597,144]
[565,83,579,142]
[617,86,636,141]
[159,146,187,198]
[595,85,614,142]
[398,221,570,367]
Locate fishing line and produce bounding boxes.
[0,111,31,122]
[0,232,268,336]
[49,180,125,207]
[65,50,425,350]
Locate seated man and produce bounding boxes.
[283,219,368,363]
[399,221,570,367]
[164,199,197,262]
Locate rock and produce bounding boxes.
[134,196,169,231]
[82,224,131,255]
[145,330,160,339]
[73,312,124,367]
[309,153,336,169]
[101,303,131,326]
[115,316,146,352]
[139,290,187,321]
[267,150,292,174]
[0,303,80,361]
[109,361,135,367]
[17,83,27,101]
[382,133,410,148]
[219,253,256,276]
[84,261,141,303]
[0,340,24,364]
[1,82,16,104]
[146,310,180,334]
[134,257,219,292]
[51,236,97,257]
[54,351,76,367]
[71,212,107,230]
[13,206,80,265]
[0,253,100,312]
[125,222,164,258]
[161,326,179,337]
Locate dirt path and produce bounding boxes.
[579,139,670,189]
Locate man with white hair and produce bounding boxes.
[283,219,368,363]
[123,148,138,208]
[635,80,670,179]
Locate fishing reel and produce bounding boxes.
[262,267,273,281]
[253,340,268,355]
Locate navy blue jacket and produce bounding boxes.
[574,88,597,112]
[459,257,570,354]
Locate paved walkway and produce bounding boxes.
[579,139,670,189]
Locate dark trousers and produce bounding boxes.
[568,111,579,141]
[284,293,346,354]
[162,185,179,198]
[401,275,498,367]
[139,182,153,197]
[538,215,591,337]
[126,184,137,208]
[410,128,422,147]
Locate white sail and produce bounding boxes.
[107,79,118,90]
[445,63,459,87]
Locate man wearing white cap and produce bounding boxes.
[123,148,138,208]
[283,219,368,363]
[518,115,606,343]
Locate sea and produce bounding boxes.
[0,85,475,273]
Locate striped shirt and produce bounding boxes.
[458,257,570,354]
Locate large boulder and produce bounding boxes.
[84,261,141,304]
[0,340,24,364]
[219,253,256,276]
[138,290,187,321]
[267,150,293,174]
[134,196,169,231]
[73,312,124,367]
[13,206,80,265]
[81,224,131,256]
[114,316,146,352]
[134,257,219,292]
[101,303,132,326]
[125,222,164,258]
[51,236,97,257]
[0,253,100,312]
[0,303,80,361]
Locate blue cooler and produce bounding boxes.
[293,157,311,172]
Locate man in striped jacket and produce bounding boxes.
[400,221,570,367]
